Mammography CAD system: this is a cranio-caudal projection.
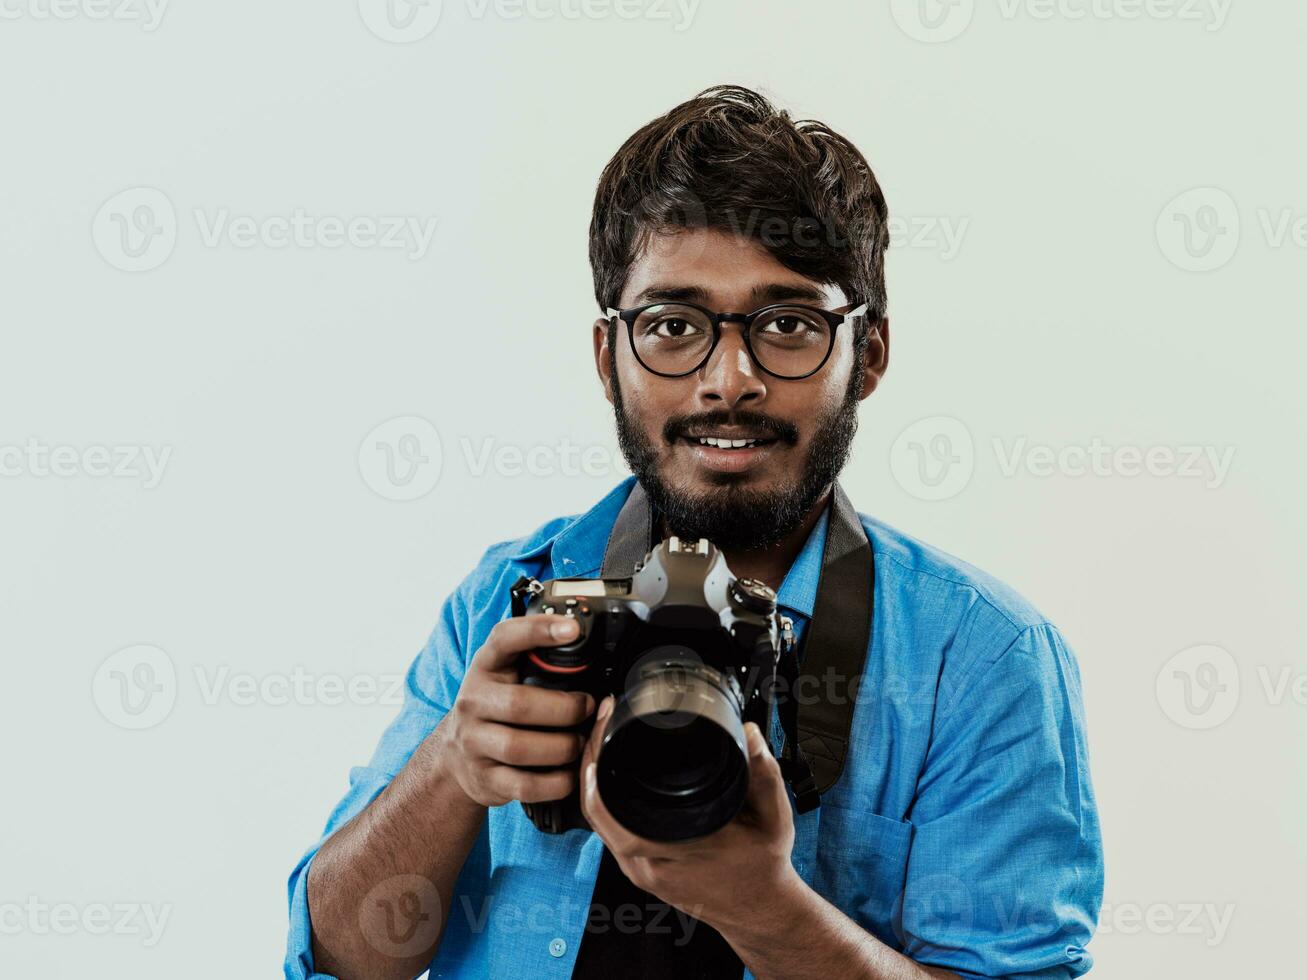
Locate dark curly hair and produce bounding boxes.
[589,84,889,353]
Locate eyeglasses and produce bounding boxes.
[605,301,869,380]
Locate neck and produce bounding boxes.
[658,484,833,592]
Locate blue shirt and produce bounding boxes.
[285,476,1103,979]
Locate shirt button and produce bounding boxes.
[548,937,567,958]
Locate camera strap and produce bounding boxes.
[600,479,662,577]
[779,481,874,810]
[600,480,874,811]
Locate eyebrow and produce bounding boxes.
[631,282,832,308]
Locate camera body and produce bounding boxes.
[510,535,793,841]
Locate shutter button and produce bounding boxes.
[548,937,567,957]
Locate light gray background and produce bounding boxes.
[1,1,1301,977]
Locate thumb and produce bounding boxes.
[742,722,788,830]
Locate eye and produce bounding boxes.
[757,313,822,336]
[760,315,809,335]
[651,317,703,339]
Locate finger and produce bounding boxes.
[580,694,615,775]
[742,722,789,830]
[470,721,585,768]
[483,763,577,804]
[473,682,595,728]
[473,615,583,674]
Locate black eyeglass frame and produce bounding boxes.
[605,300,870,380]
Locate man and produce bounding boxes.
[286,85,1103,979]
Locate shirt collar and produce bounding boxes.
[509,475,830,620]
[774,497,829,621]
[503,476,638,579]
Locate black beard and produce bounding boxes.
[610,338,863,552]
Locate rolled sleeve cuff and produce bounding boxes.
[284,845,338,980]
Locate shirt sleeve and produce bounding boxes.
[283,567,478,980]
[901,623,1103,979]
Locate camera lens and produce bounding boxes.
[596,656,749,842]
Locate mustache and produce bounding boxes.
[663,410,799,445]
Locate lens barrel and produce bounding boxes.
[596,657,750,841]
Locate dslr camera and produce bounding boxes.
[509,536,793,842]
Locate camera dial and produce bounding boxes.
[730,577,777,614]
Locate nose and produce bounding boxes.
[695,324,766,409]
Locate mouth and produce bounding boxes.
[675,431,782,474]
[689,435,772,449]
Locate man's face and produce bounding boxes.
[593,227,888,550]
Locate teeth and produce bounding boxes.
[697,437,758,448]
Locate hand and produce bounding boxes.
[436,615,596,808]
[578,696,803,935]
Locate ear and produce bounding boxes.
[857,317,890,402]
[593,317,615,406]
